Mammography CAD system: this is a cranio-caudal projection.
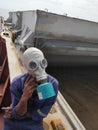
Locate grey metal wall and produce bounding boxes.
[35,10,98,43]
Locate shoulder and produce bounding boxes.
[10,73,29,91]
[12,73,28,84]
[48,74,59,85]
[47,74,59,91]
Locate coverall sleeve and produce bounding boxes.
[10,79,26,119]
[31,80,59,121]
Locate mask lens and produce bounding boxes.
[29,61,38,70]
[41,59,48,68]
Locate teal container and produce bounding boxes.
[37,82,56,100]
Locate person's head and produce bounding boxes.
[22,47,48,82]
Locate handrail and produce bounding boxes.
[57,92,86,130]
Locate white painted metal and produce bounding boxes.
[57,92,86,130]
[11,12,18,27]
[21,10,37,32]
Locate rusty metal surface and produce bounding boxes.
[47,66,98,130]
[0,112,4,130]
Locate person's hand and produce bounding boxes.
[22,75,38,100]
[2,107,12,118]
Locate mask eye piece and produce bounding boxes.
[41,59,48,68]
[29,61,37,70]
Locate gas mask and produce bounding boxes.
[22,47,55,100]
[22,47,48,81]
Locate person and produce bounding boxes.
[2,47,59,130]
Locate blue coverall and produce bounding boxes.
[3,73,59,130]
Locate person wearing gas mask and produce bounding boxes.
[2,47,59,130]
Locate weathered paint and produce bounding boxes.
[35,10,98,43]
[6,10,98,65]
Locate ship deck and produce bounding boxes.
[0,30,86,130]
